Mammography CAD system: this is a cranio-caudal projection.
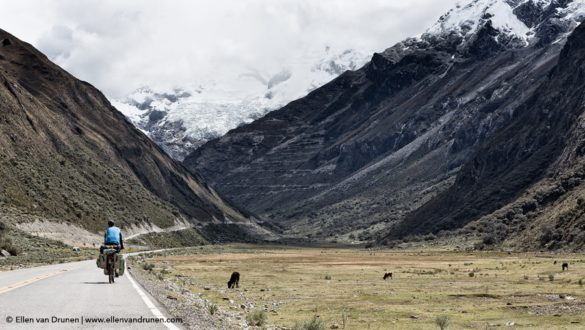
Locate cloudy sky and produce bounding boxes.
[0,0,459,98]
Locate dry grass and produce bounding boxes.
[146,245,585,329]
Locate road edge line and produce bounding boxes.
[126,267,181,330]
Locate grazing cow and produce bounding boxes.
[383,272,393,280]
[228,272,240,288]
[553,261,557,265]
[562,263,569,271]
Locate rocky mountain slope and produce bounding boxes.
[113,49,369,160]
[186,0,585,244]
[392,20,585,249]
[0,29,265,242]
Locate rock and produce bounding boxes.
[203,287,211,290]
[331,324,340,329]
[222,297,230,301]
[240,304,246,309]
[1,249,11,257]
[505,321,515,327]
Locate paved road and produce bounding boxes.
[0,259,182,329]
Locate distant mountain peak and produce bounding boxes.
[428,0,532,41]
[114,47,369,160]
[378,0,585,63]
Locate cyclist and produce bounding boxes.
[100,220,124,253]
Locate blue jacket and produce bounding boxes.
[104,226,123,246]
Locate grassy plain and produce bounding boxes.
[142,245,585,329]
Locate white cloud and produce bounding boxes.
[0,0,459,98]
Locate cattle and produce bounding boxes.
[383,272,393,280]
[228,272,240,288]
[562,262,569,271]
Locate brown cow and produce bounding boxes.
[383,272,393,280]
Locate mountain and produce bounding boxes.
[185,0,585,245]
[0,29,267,243]
[113,48,369,160]
[391,19,585,250]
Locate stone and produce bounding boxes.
[0,249,11,257]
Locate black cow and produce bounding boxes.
[562,263,569,271]
[383,272,393,280]
[228,272,240,288]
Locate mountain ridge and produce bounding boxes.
[186,0,585,246]
[0,28,266,243]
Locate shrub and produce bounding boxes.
[208,304,218,315]
[293,315,325,330]
[246,310,267,326]
[468,272,475,278]
[324,275,332,280]
[579,279,583,286]
[0,239,20,256]
[549,274,555,282]
[341,310,348,329]
[142,263,155,271]
[435,315,450,330]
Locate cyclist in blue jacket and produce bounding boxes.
[100,220,124,253]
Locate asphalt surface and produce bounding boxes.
[0,259,182,329]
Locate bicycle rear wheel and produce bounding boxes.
[108,256,115,284]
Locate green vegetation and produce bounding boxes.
[208,303,218,315]
[0,224,95,269]
[142,263,155,271]
[434,315,449,330]
[137,245,585,329]
[293,316,324,330]
[245,310,267,326]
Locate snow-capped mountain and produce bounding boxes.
[186,0,585,244]
[113,48,369,160]
[381,0,585,62]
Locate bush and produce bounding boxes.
[549,274,555,282]
[246,310,267,326]
[142,263,155,271]
[293,316,325,330]
[0,238,19,256]
[208,304,218,315]
[468,272,475,278]
[324,275,332,280]
[435,315,449,330]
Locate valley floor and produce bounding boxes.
[129,245,585,329]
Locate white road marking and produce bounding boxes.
[126,267,181,330]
